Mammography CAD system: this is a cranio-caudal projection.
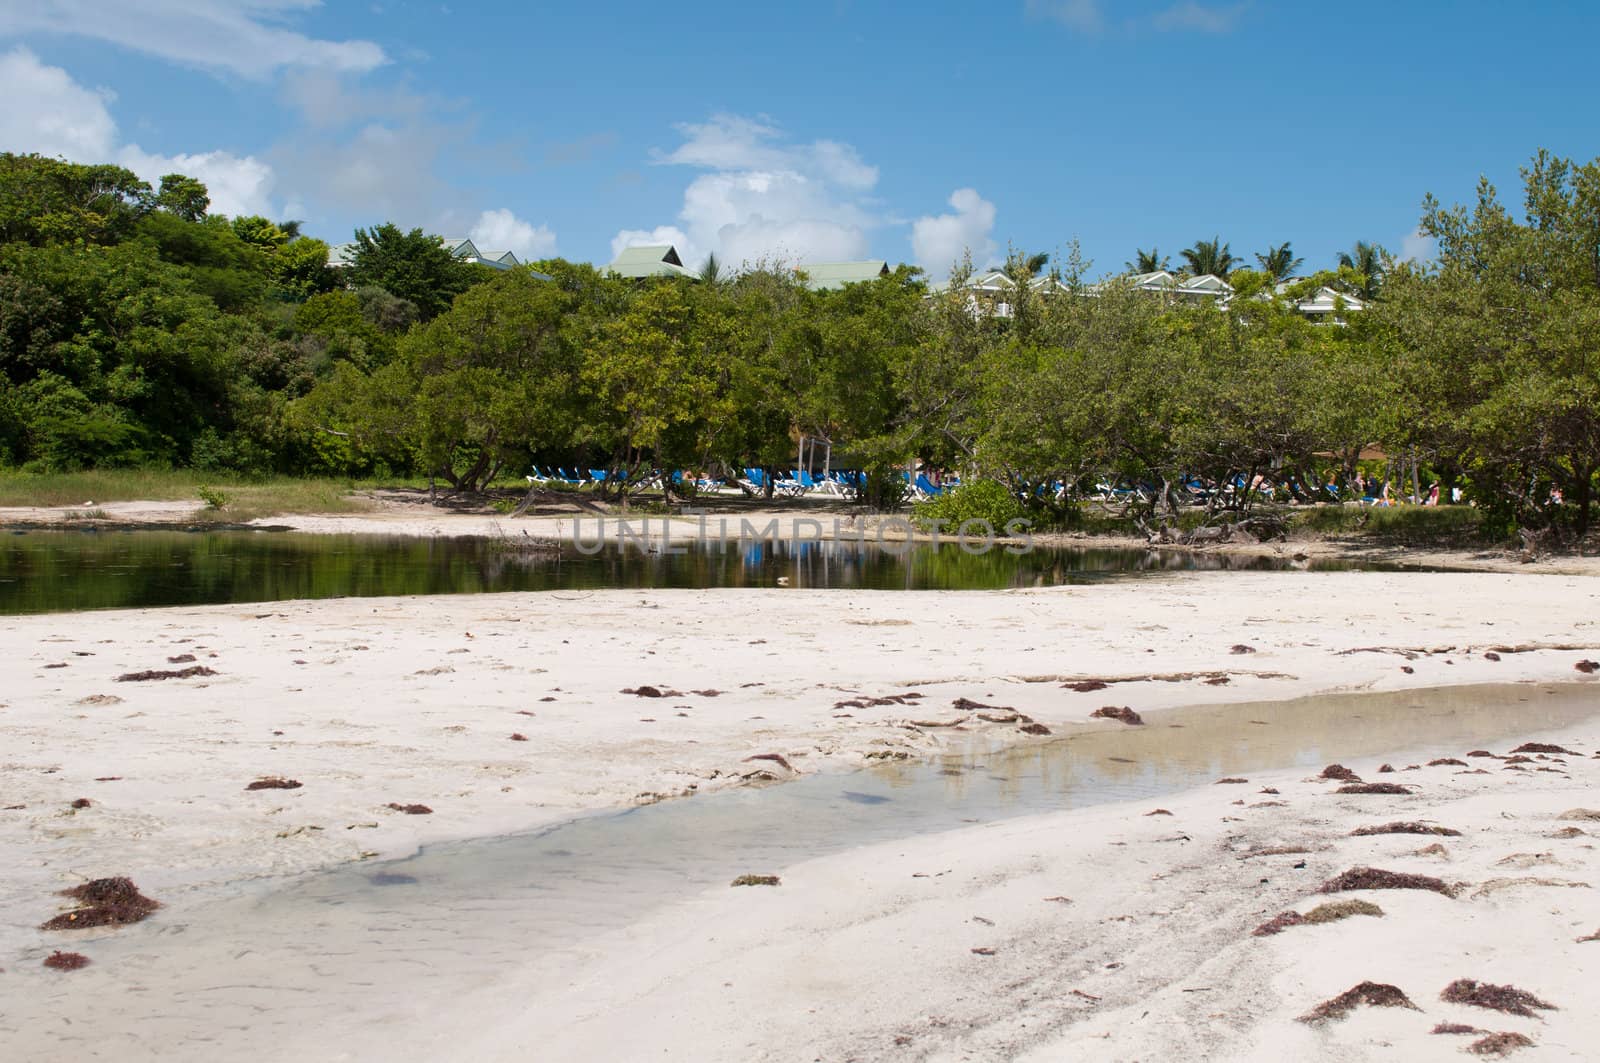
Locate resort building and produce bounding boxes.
[328,236,525,272]
[607,244,693,279]
[796,260,891,290]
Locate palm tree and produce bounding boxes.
[1254,242,1303,281]
[1337,241,1385,299]
[1179,236,1240,278]
[697,252,725,286]
[1126,247,1169,274]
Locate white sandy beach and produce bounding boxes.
[3,571,1599,1059]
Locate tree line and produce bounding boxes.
[1,149,1595,536]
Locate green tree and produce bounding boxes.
[1337,241,1386,299]
[1382,150,1600,536]
[1254,242,1304,281]
[1179,237,1239,278]
[156,173,210,222]
[344,223,483,320]
[1126,247,1169,273]
[0,153,152,246]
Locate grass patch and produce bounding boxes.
[0,469,377,520]
[1292,504,1487,545]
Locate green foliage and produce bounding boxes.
[196,484,231,509]
[1255,241,1304,281]
[913,478,1026,532]
[1293,504,1485,544]
[156,174,210,222]
[0,146,1594,543]
[1127,247,1168,273]
[0,153,153,246]
[344,223,483,320]
[1180,236,1240,278]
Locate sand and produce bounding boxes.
[3,570,1599,1059]
[456,720,1600,1062]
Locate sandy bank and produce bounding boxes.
[3,573,1598,949]
[5,492,1598,576]
[458,711,1600,1062]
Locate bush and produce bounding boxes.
[913,478,1027,533]
[196,484,231,510]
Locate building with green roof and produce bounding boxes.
[607,244,691,279]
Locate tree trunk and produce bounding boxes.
[1575,462,1594,540]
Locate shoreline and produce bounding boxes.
[4,496,1598,578]
[4,573,1599,936]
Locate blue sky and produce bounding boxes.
[1,1,1597,278]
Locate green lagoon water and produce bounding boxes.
[0,527,1421,615]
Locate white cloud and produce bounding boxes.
[272,120,453,230]
[0,45,117,159]
[0,46,277,217]
[1400,228,1436,265]
[470,208,556,259]
[911,188,998,278]
[1025,0,1105,32]
[1027,0,1247,34]
[118,146,276,217]
[1151,2,1247,32]
[0,0,386,80]
[616,113,882,270]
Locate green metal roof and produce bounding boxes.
[608,244,690,278]
[798,260,890,290]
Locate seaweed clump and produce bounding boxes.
[1297,981,1419,1024]
[1467,1032,1535,1057]
[1319,867,1454,896]
[245,777,302,790]
[1440,979,1557,1018]
[43,950,91,970]
[1320,764,1360,781]
[1304,899,1384,923]
[114,666,218,682]
[1429,757,1469,767]
[1338,782,1414,795]
[731,874,780,887]
[41,877,161,930]
[1090,706,1144,725]
[1253,900,1386,936]
[1350,821,1462,837]
[1509,742,1576,755]
[1252,911,1305,936]
[386,802,433,815]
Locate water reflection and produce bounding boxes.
[12,684,1594,1061]
[0,528,1429,615]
